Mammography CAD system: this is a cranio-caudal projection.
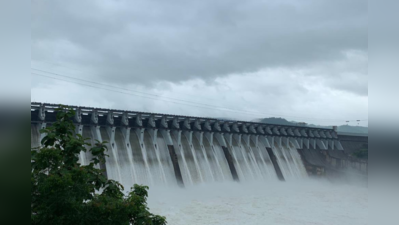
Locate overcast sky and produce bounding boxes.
[31,0,368,126]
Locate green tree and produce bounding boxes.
[31,107,166,225]
[352,149,368,159]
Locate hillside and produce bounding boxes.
[256,117,368,134]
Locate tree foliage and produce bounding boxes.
[31,107,166,225]
[352,149,368,159]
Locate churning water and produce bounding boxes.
[147,180,368,225]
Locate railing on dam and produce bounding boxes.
[31,102,343,151]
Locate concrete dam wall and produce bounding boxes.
[31,102,363,188]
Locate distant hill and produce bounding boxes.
[257,117,297,126]
[255,117,368,134]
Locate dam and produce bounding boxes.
[31,102,366,189]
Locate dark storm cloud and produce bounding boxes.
[32,0,367,92]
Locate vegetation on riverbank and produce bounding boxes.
[31,106,166,225]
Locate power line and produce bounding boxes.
[31,71,367,123]
[32,68,233,109]
[32,72,292,118]
[33,63,218,101]
[34,68,319,118]
[31,71,368,123]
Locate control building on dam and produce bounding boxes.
[31,102,367,188]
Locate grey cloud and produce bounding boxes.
[304,51,368,96]
[32,0,367,88]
